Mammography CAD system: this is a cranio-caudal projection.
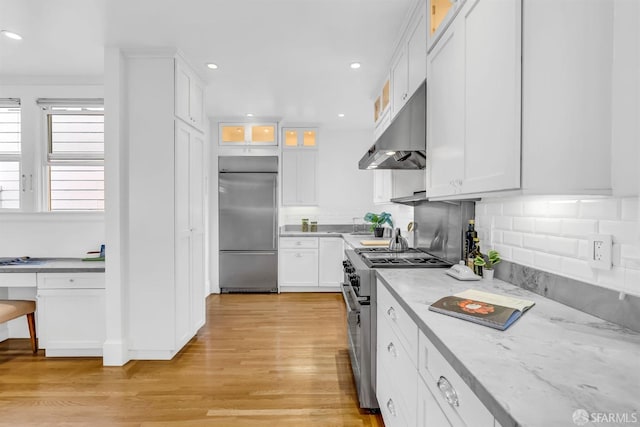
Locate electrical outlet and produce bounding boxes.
[588,234,612,270]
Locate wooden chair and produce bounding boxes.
[0,300,38,353]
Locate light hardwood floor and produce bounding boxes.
[0,293,384,426]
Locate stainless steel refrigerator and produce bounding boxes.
[218,156,278,293]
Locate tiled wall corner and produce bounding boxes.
[476,196,640,296]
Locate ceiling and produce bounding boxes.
[0,0,414,129]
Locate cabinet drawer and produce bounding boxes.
[418,330,494,427]
[377,313,418,427]
[377,282,418,365]
[0,273,37,287]
[279,237,319,249]
[37,273,105,289]
[377,368,413,427]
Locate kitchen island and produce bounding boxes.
[376,269,640,427]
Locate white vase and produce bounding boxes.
[484,269,494,280]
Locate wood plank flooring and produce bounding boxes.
[0,293,384,426]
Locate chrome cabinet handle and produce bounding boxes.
[387,342,397,358]
[387,306,397,320]
[386,398,396,416]
[437,376,459,407]
[21,174,26,192]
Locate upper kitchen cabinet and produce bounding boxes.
[373,77,391,140]
[374,169,425,204]
[175,58,205,132]
[218,123,277,146]
[427,0,465,52]
[391,1,427,119]
[281,127,318,206]
[427,0,613,199]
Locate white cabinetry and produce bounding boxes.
[427,0,521,198]
[126,51,206,360]
[319,237,344,288]
[391,2,427,118]
[377,281,497,427]
[175,58,204,131]
[279,236,343,291]
[37,273,105,357]
[218,123,277,146]
[281,128,318,206]
[427,0,613,199]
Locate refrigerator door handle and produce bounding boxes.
[272,175,277,250]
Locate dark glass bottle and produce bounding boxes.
[464,219,477,261]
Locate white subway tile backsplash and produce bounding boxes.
[503,201,523,216]
[477,196,639,289]
[503,231,523,247]
[513,217,535,232]
[579,199,620,220]
[624,269,640,296]
[523,200,549,217]
[599,221,638,244]
[534,252,563,272]
[494,216,513,230]
[485,203,503,215]
[597,267,626,291]
[562,219,598,237]
[493,244,512,259]
[547,236,578,257]
[561,258,596,281]
[535,218,562,235]
[621,198,639,221]
[511,248,534,265]
[523,234,547,251]
[547,200,579,218]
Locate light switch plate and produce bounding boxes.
[587,234,612,270]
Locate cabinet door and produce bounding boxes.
[189,131,206,331]
[175,60,191,126]
[426,14,465,198]
[391,46,409,117]
[281,150,298,205]
[374,169,392,204]
[296,150,318,205]
[427,0,462,51]
[37,289,105,356]
[175,122,191,346]
[418,377,456,427]
[318,238,344,287]
[189,78,204,131]
[407,4,427,97]
[279,249,318,287]
[250,124,277,145]
[461,0,521,194]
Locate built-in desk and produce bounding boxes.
[0,259,105,357]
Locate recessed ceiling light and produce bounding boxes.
[246,113,254,117]
[350,62,361,69]
[338,113,345,118]
[206,63,218,69]
[385,151,396,156]
[1,30,22,40]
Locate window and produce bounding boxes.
[43,102,104,211]
[0,99,21,209]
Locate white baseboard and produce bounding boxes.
[128,349,177,360]
[279,286,341,293]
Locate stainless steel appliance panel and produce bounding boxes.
[219,172,277,251]
[219,252,277,292]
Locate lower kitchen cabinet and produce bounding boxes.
[36,272,105,357]
[279,236,343,291]
[377,280,497,427]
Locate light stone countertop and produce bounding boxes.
[0,258,105,273]
[376,269,640,427]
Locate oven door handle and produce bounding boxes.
[341,283,361,313]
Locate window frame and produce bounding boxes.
[41,103,105,212]
[0,99,22,211]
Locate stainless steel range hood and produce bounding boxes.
[359,80,426,170]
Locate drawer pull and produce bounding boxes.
[387,342,397,358]
[386,306,397,320]
[386,398,397,416]
[437,376,459,407]
[69,279,75,283]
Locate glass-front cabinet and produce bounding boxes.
[218,123,277,146]
[282,128,317,149]
[427,0,465,51]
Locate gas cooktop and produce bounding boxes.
[354,248,451,268]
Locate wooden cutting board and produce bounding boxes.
[360,240,390,247]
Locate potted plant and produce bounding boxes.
[474,249,501,280]
[364,212,393,237]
